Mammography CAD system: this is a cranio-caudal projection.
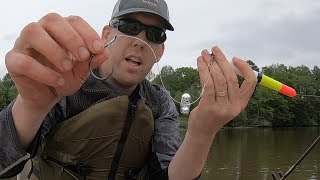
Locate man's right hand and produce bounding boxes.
[4,13,110,148]
[6,13,109,109]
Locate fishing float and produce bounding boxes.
[231,63,297,98]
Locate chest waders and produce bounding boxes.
[30,96,154,180]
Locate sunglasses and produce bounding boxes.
[109,18,167,44]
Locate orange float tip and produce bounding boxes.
[280,84,297,97]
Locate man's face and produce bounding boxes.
[100,12,165,89]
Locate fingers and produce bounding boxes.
[10,13,108,84]
[13,13,104,74]
[211,47,239,102]
[199,46,254,105]
[197,56,215,104]
[15,22,72,72]
[233,57,257,103]
[38,13,103,63]
[6,51,65,87]
[72,48,110,82]
[65,15,104,54]
[201,49,229,102]
[65,16,109,80]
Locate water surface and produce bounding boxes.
[196,127,320,180]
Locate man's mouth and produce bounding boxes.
[125,57,142,66]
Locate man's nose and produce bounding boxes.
[131,30,148,48]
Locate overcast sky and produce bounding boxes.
[1,0,320,78]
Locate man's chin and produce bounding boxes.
[111,76,141,89]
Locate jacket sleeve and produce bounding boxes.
[0,101,31,178]
[0,98,67,178]
[146,86,181,180]
[146,86,201,180]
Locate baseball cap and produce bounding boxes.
[111,0,174,31]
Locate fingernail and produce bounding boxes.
[212,46,219,52]
[233,57,241,61]
[57,78,65,86]
[78,46,90,59]
[93,40,103,52]
[197,56,203,63]
[203,49,210,55]
[61,59,73,71]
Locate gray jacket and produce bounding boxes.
[0,75,180,179]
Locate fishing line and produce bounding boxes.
[89,34,209,114]
[89,36,117,81]
[297,94,320,98]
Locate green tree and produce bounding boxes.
[0,73,18,110]
[153,66,201,112]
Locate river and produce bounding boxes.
[192,127,320,180]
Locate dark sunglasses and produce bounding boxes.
[109,18,167,44]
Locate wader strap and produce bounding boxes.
[42,155,92,180]
[27,159,40,179]
[108,101,138,180]
[32,166,40,179]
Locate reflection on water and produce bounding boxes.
[196,127,320,180]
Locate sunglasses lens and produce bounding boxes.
[118,20,142,36]
[147,28,167,44]
[116,19,167,43]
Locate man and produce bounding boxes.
[0,0,257,179]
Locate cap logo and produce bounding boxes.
[142,0,160,6]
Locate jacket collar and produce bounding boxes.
[81,73,146,100]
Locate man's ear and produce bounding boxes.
[156,43,165,63]
[102,25,111,43]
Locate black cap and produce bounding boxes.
[111,0,174,31]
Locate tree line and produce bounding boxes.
[0,73,17,110]
[151,63,320,127]
[1,63,320,127]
